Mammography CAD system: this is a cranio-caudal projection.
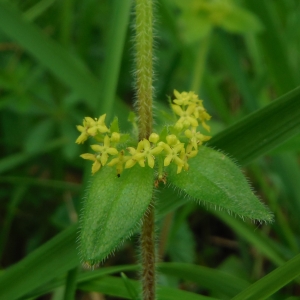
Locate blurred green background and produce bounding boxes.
[1,0,300,299]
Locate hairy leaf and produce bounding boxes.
[168,147,273,222]
[79,165,154,266]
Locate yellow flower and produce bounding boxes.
[185,128,211,149]
[86,114,109,136]
[125,141,145,168]
[172,104,198,129]
[126,139,163,169]
[173,90,198,106]
[158,141,185,169]
[176,148,190,174]
[75,117,95,144]
[193,107,211,132]
[91,135,118,165]
[80,153,101,174]
[107,150,129,176]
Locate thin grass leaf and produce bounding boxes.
[99,0,132,118]
[158,262,249,297]
[0,3,99,108]
[79,276,219,300]
[209,85,300,164]
[0,225,79,300]
[231,253,300,300]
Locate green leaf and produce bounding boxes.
[159,262,249,298]
[0,3,99,108]
[209,85,300,165]
[79,165,154,266]
[0,225,79,300]
[231,253,300,300]
[79,275,218,300]
[168,146,273,222]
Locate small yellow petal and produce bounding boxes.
[147,155,155,168]
[151,146,163,155]
[164,156,172,166]
[125,159,136,169]
[76,133,88,144]
[174,89,181,99]
[143,139,151,150]
[107,158,118,166]
[92,160,101,174]
[107,148,118,155]
[80,153,96,161]
[91,144,102,152]
[138,159,145,167]
[171,104,183,116]
[87,127,98,136]
[100,153,108,165]
[76,125,85,133]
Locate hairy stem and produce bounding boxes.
[134,0,155,299]
[135,0,153,140]
[141,202,156,300]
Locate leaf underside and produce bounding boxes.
[168,146,273,222]
[79,165,154,266]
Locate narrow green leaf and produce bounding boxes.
[212,210,285,266]
[168,146,273,222]
[25,265,139,299]
[0,225,79,300]
[231,253,300,300]
[80,165,154,266]
[120,272,139,300]
[99,0,132,117]
[159,262,249,298]
[209,85,300,165]
[0,3,99,108]
[79,276,219,300]
[245,0,297,95]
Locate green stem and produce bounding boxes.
[135,0,153,140]
[134,0,155,299]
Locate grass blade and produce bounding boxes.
[231,253,300,300]
[209,85,300,164]
[0,3,99,108]
[0,225,79,300]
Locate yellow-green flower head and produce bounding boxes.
[76,90,212,178]
[173,90,198,106]
[126,139,163,169]
[158,141,185,171]
[90,135,118,166]
[75,117,95,144]
[107,150,129,176]
[185,128,211,149]
[87,114,110,136]
[172,104,198,130]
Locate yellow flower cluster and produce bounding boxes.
[75,90,211,177]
